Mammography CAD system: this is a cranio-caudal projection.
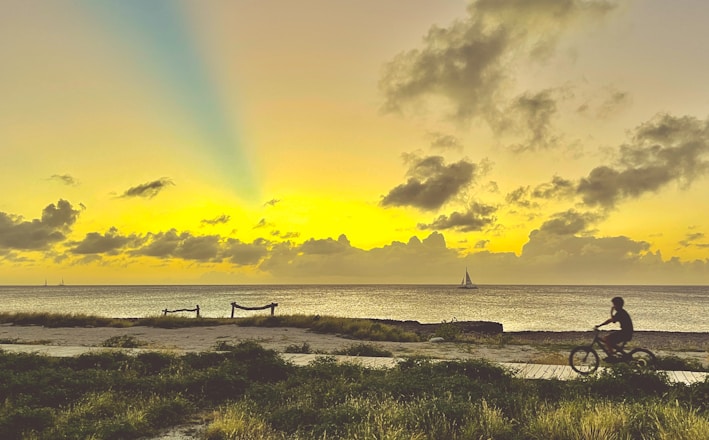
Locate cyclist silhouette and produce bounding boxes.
[596,296,633,358]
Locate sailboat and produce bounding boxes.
[459,268,478,289]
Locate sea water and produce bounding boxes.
[0,284,706,332]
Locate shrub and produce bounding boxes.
[333,343,393,357]
[101,335,147,348]
[284,342,312,353]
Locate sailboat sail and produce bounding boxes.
[459,268,477,289]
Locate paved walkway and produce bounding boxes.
[2,344,706,385]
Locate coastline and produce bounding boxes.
[1,323,706,367]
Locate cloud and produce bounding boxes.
[49,174,79,186]
[678,231,709,249]
[134,229,220,261]
[577,114,709,208]
[418,202,497,232]
[263,199,280,207]
[260,232,460,282]
[506,186,536,209]
[0,200,81,250]
[537,209,604,236]
[381,155,476,210]
[70,227,136,255]
[380,0,614,125]
[120,178,174,199]
[532,175,576,200]
[223,238,269,265]
[427,132,464,151]
[201,214,230,226]
[577,87,630,119]
[502,89,560,151]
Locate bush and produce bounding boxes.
[101,335,146,348]
[333,343,393,357]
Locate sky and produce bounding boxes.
[2,0,709,285]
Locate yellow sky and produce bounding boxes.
[2,0,709,285]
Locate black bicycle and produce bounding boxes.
[569,327,656,375]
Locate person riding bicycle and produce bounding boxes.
[596,296,633,359]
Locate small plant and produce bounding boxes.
[333,343,393,357]
[101,335,146,348]
[655,354,707,372]
[284,342,312,353]
[434,318,462,341]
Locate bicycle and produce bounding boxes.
[568,327,656,375]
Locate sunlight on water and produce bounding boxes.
[0,285,706,332]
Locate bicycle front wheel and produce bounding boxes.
[629,348,656,370]
[569,346,599,375]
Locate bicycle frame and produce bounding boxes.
[569,328,656,375]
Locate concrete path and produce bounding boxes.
[2,344,706,385]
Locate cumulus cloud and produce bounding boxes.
[120,178,174,199]
[134,229,220,261]
[260,232,459,282]
[70,227,136,255]
[223,238,269,265]
[0,200,81,250]
[381,155,476,210]
[577,114,709,208]
[418,202,497,232]
[380,0,614,129]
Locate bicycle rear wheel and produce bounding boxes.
[569,346,599,375]
[629,348,656,370]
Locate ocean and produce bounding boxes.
[0,284,707,332]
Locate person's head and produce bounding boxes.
[611,296,624,309]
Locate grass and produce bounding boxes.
[0,344,707,439]
[0,312,421,342]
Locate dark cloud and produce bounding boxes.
[300,234,351,255]
[174,235,220,261]
[427,132,463,151]
[264,199,280,207]
[532,175,575,200]
[503,89,559,151]
[201,215,230,226]
[49,174,78,186]
[120,178,174,199]
[678,231,709,249]
[135,229,182,257]
[134,229,220,261]
[577,114,709,208]
[506,186,536,208]
[0,200,80,250]
[254,218,268,229]
[418,202,497,232]
[70,227,135,255]
[381,155,476,210]
[380,0,613,125]
[538,210,604,236]
[223,238,269,265]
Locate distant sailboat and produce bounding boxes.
[459,268,478,289]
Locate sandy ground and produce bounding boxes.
[1,323,707,366]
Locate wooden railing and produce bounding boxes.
[231,302,278,318]
[162,305,200,317]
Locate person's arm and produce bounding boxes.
[597,307,616,327]
[597,317,613,327]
